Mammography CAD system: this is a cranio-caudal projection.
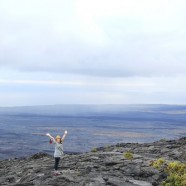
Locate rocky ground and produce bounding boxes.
[1,137,186,186]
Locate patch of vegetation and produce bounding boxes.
[160,139,167,142]
[123,151,133,160]
[151,159,186,185]
[76,169,81,176]
[163,161,186,186]
[151,158,166,170]
[116,146,123,152]
[91,148,97,153]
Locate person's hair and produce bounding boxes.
[56,135,62,143]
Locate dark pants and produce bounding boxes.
[54,157,60,170]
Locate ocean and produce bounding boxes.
[1,104,186,159]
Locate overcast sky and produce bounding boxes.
[0,0,186,106]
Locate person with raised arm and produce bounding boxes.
[46,130,68,175]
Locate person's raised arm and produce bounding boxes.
[46,133,55,142]
[61,130,68,142]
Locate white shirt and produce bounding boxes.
[54,141,63,157]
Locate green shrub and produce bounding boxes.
[151,158,166,170]
[151,159,186,186]
[124,151,133,160]
[91,148,97,153]
[163,161,186,186]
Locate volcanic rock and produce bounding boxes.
[1,137,186,185]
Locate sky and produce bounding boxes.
[0,0,186,106]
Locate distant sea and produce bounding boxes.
[1,104,186,160]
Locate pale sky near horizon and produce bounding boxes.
[0,0,186,106]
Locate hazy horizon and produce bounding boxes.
[1,104,186,159]
[1,104,186,116]
[1,103,186,108]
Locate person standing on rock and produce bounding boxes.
[46,130,68,175]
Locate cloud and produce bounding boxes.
[0,0,186,77]
[1,1,186,106]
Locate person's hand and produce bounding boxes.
[46,133,50,136]
[65,130,68,134]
